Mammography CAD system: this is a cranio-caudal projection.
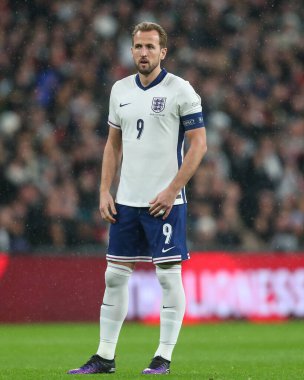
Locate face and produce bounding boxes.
[132,30,167,76]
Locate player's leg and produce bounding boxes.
[154,262,186,360]
[68,205,150,374]
[67,260,135,375]
[96,205,152,369]
[141,205,188,374]
[96,260,135,360]
[142,262,186,374]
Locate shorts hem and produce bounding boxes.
[153,253,190,264]
[106,253,190,264]
[106,254,152,262]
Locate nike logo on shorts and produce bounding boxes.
[119,102,131,107]
[162,246,175,253]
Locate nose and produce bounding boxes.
[140,47,148,56]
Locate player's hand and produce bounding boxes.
[149,187,178,220]
[99,191,117,223]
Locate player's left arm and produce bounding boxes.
[149,127,207,219]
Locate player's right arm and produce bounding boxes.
[99,127,122,223]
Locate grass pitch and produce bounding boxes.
[0,322,303,379]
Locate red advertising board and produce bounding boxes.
[0,253,107,322]
[128,253,304,323]
[0,252,304,323]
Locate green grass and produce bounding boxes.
[0,322,303,379]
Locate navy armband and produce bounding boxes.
[180,112,205,130]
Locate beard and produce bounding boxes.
[135,60,159,76]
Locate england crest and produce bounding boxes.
[151,97,166,113]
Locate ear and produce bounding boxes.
[160,48,167,61]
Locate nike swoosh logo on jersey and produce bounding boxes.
[119,102,131,107]
[163,305,175,309]
[102,303,114,307]
[162,246,175,253]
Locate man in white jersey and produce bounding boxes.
[68,21,207,375]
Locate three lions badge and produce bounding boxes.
[151,97,166,113]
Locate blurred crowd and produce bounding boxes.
[0,0,303,254]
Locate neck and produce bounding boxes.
[139,67,162,87]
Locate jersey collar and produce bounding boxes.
[135,68,167,91]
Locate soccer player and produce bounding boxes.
[68,21,207,375]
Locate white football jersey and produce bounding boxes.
[108,69,204,207]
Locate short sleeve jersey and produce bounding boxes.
[108,68,205,207]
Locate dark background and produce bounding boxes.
[0,0,303,255]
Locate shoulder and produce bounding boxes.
[164,73,199,104]
[112,75,136,92]
[164,73,202,118]
[163,72,194,92]
[165,72,201,110]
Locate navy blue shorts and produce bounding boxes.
[107,204,189,264]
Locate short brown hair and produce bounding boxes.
[131,22,167,48]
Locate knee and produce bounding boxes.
[105,270,122,288]
[156,264,182,290]
[105,263,133,288]
[156,271,170,290]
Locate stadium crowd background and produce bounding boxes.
[0,0,303,254]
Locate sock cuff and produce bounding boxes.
[156,264,182,275]
[107,262,133,277]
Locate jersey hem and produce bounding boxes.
[115,198,186,207]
